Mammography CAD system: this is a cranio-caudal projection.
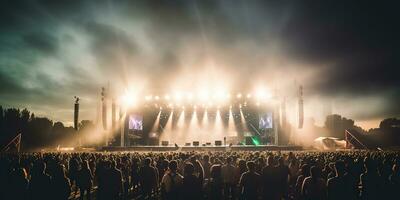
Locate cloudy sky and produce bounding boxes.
[0,0,399,129]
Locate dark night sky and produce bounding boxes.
[0,0,399,129]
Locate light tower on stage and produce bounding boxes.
[101,87,108,145]
[74,96,80,146]
[298,85,304,129]
[74,96,79,131]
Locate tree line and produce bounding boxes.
[0,106,95,150]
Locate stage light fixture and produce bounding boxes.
[199,90,209,102]
[187,93,193,101]
[236,93,242,98]
[174,92,183,101]
[120,92,136,107]
[155,96,160,100]
[255,88,272,100]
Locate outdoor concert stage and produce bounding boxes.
[100,145,303,152]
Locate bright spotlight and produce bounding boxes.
[174,92,183,101]
[246,94,252,98]
[120,92,136,107]
[236,93,242,98]
[164,94,170,100]
[199,90,209,101]
[145,95,152,101]
[255,88,272,100]
[187,93,193,101]
[154,96,160,100]
[214,87,228,102]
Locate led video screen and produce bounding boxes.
[259,112,273,129]
[129,114,143,130]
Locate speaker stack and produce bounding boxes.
[161,141,169,146]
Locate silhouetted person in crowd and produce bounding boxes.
[158,159,169,183]
[161,160,183,200]
[262,155,278,200]
[295,164,310,199]
[239,161,260,200]
[221,156,237,199]
[202,155,211,180]
[327,160,349,200]
[276,157,290,199]
[206,164,223,199]
[289,158,300,185]
[131,159,140,192]
[182,162,204,200]
[360,158,382,200]
[301,166,326,200]
[29,161,52,200]
[68,157,79,197]
[389,162,400,198]
[8,167,29,200]
[238,159,247,176]
[108,160,123,199]
[51,164,71,200]
[191,156,205,187]
[76,161,93,200]
[139,157,158,199]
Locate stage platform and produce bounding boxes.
[100,145,303,152]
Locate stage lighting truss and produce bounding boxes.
[120,90,275,110]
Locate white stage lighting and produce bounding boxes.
[236,93,242,98]
[187,93,193,101]
[145,95,152,101]
[199,90,209,102]
[154,96,160,100]
[120,92,136,107]
[174,92,183,101]
[164,94,170,100]
[246,94,252,98]
[255,87,272,100]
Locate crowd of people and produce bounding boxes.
[0,150,399,200]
